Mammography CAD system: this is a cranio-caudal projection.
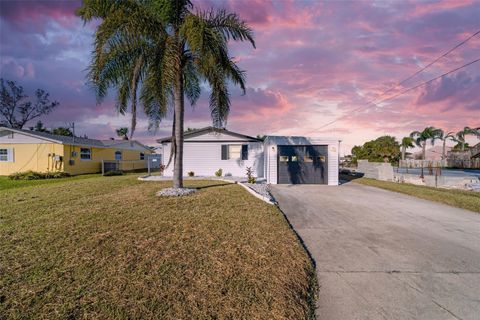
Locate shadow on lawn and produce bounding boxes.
[188,182,233,190]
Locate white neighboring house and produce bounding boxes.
[158,127,341,185]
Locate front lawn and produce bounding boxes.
[341,174,480,213]
[0,174,101,191]
[0,175,316,319]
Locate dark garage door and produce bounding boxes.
[278,145,328,184]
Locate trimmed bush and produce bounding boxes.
[215,168,223,177]
[8,171,70,180]
[187,171,195,177]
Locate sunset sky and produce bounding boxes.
[1,0,479,154]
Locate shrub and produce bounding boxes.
[214,168,223,177]
[246,167,256,184]
[8,171,70,180]
[103,170,124,176]
[187,171,195,177]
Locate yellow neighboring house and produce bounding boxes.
[0,126,154,175]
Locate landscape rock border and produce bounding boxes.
[156,187,197,197]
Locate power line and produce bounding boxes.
[372,58,480,106]
[307,29,480,134]
[369,29,480,104]
[312,57,480,132]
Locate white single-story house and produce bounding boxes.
[158,127,340,185]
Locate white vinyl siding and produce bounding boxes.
[0,148,14,162]
[163,141,263,177]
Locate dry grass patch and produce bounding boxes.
[0,175,316,319]
[341,175,480,213]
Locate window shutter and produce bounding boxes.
[241,145,248,160]
[7,148,14,162]
[221,145,229,160]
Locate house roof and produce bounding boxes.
[0,126,152,151]
[157,126,263,143]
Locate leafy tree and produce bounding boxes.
[351,136,400,164]
[116,127,129,140]
[400,136,415,161]
[0,79,59,129]
[77,0,255,188]
[52,127,73,136]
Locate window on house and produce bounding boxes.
[140,152,145,160]
[221,144,248,160]
[115,151,122,160]
[0,148,12,162]
[80,148,91,160]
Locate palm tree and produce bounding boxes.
[77,0,255,188]
[116,127,129,140]
[410,127,442,178]
[410,127,443,160]
[455,126,480,151]
[438,130,455,160]
[400,136,415,161]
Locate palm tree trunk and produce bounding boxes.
[173,71,184,189]
[401,146,406,161]
[129,56,143,139]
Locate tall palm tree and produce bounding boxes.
[410,127,443,160]
[456,126,480,151]
[410,126,442,178]
[438,130,455,160]
[400,136,415,161]
[77,0,255,188]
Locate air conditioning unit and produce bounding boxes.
[69,159,75,165]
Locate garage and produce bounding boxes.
[277,145,328,184]
[264,136,340,185]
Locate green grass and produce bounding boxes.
[0,175,317,319]
[0,174,101,191]
[341,174,480,213]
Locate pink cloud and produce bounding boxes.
[1,0,479,151]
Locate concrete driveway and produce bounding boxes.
[270,182,480,320]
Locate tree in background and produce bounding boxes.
[351,136,400,165]
[52,127,73,137]
[400,136,415,161]
[77,0,255,189]
[438,130,455,160]
[410,127,442,178]
[116,127,129,140]
[30,121,49,132]
[455,127,480,151]
[410,127,443,160]
[0,79,59,129]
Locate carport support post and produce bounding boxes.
[147,157,151,176]
[102,160,104,176]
